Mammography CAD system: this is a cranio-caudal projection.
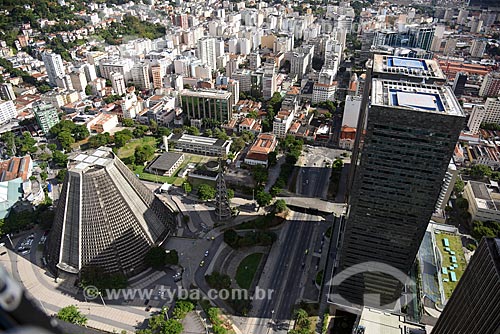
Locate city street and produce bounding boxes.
[241,210,327,334]
[296,146,348,198]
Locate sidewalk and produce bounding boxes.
[5,250,148,333]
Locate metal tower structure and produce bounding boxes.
[215,162,231,221]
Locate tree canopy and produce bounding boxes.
[56,305,87,326]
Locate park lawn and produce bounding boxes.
[117,136,157,159]
[435,232,467,299]
[234,214,284,230]
[235,253,263,289]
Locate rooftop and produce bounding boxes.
[371,79,464,117]
[69,147,115,172]
[469,181,500,211]
[373,55,446,81]
[180,89,232,99]
[171,133,229,148]
[356,307,426,334]
[147,152,184,173]
[248,133,277,155]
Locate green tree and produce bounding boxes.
[52,151,68,167]
[149,119,158,134]
[256,191,272,207]
[268,151,277,166]
[162,319,183,334]
[172,300,195,319]
[73,124,90,141]
[185,126,200,136]
[227,189,234,200]
[165,249,179,265]
[85,84,92,96]
[57,130,75,151]
[454,179,465,194]
[88,133,111,148]
[231,137,245,153]
[274,199,287,213]
[56,305,87,326]
[470,164,492,179]
[224,229,239,247]
[114,131,132,148]
[133,125,149,138]
[144,246,167,269]
[205,129,213,137]
[134,145,155,164]
[122,118,135,127]
[251,165,268,185]
[293,308,310,329]
[183,182,192,194]
[56,169,67,183]
[0,132,16,156]
[198,184,216,201]
[157,127,172,138]
[455,197,469,210]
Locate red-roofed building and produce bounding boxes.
[244,133,278,167]
[339,126,357,150]
[0,156,32,182]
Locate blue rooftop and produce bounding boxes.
[388,57,428,71]
[389,89,445,112]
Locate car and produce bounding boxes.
[0,251,7,256]
[305,249,309,255]
[204,250,209,257]
[200,260,205,267]
[144,299,149,305]
[0,243,5,247]
[21,249,30,255]
[145,305,152,312]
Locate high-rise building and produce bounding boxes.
[262,62,277,100]
[34,102,60,134]
[42,51,65,87]
[131,63,151,90]
[443,38,457,56]
[151,64,163,89]
[452,72,468,96]
[110,72,126,96]
[44,147,174,276]
[479,72,500,97]
[227,79,239,106]
[69,68,88,92]
[481,97,500,123]
[337,76,464,308]
[467,105,485,134]
[0,100,17,124]
[431,238,500,334]
[197,37,217,71]
[0,83,16,100]
[248,52,261,70]
[435,161,458,211]
[180,89,233,123]
[470,39,487,58]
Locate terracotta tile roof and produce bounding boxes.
[0,156,32,182]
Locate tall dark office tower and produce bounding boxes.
[337,78,465,308]
[452,72,468,96]
[432,238,500,334]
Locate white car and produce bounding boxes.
[204,250,209,257]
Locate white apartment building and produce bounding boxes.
[132,63,151,90]
[42,52,65,87]
[468,105,486,134]
[99,58,134,81]
[197,37,217,71]
[312,83,336,104]
[69,68,88,92]
[342,95,362,128]
[464,181,500,222]
[0,100,17,124]
[110,72,126,96]
[273,110,295,138]
[231,69,253,92]
[482,97,500,124]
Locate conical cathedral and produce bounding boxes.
[45,147,175,277]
